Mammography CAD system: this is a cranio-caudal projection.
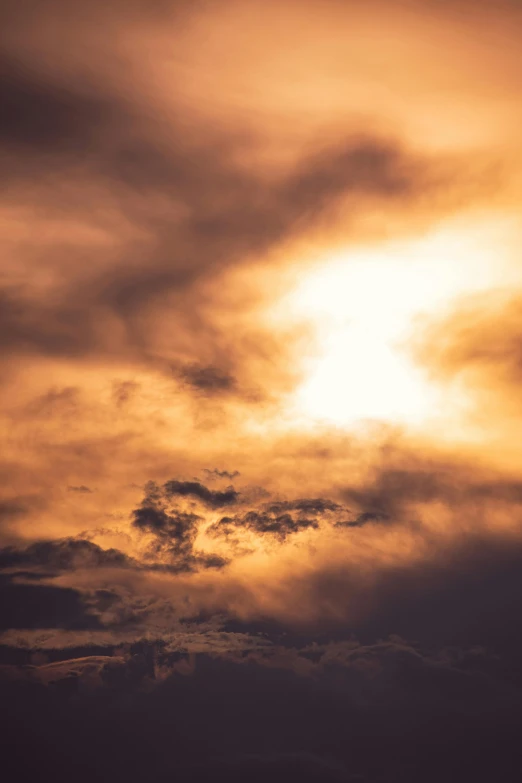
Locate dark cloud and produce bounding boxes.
[176,363,236,395]
[198,752,351,782]
[0,137,421,373]
[1,633,522,783]
[207,496,344,541]
[0,499,28,521]
[274,531,522,653]
[203,469,241,480]
[163,479,239,507]
[67,485,92,493]
[133,503,200,555]
[0,36,443,394]
[5,467,522,651]
[343,463,522,516]
[3,475,522,780]
[0,54,119,155]
[131,481,229,571]
[0,533,226,586]
[334,511,388,528]
[0,575,102,631]
[267,498,341,514]
[212,510,319,541]
[0,538,132,573]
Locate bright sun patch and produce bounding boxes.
[285,217,520,428]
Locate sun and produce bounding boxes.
[295,326,435,425]
[283,217,519,429]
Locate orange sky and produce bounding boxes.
[2,0,522,644]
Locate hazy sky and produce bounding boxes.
[2,2,522,781]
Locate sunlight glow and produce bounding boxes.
[286,219,519,428]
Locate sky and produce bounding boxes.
[2,1,522,781]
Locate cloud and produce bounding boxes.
[0,131,428,384]
[0,538,132,573]
[267,498,341,514]
[2,1,522,778]
[163,480,239,508]
[1,0,512,566]
[6,454,522,645]
[112,380,140,407]
[414,291,522,420]
[0,53,119,156]
[205,494,360,542]
[0,500,28,522]
[176,363,237,396]
[210,509,319,541]
[0,20,468,411]
[132,505,203,566]
[2,467,522,780]
[341,450,522,516]
[1,629,521,783]
[199,752,351,782]
[0,575,102,631]
[131,480,230,571]
[203,469,241,481]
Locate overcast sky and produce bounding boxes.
[2,2,522,781]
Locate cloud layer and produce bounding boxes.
[3,1,522,781]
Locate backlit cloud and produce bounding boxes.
[3,1,522,781]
